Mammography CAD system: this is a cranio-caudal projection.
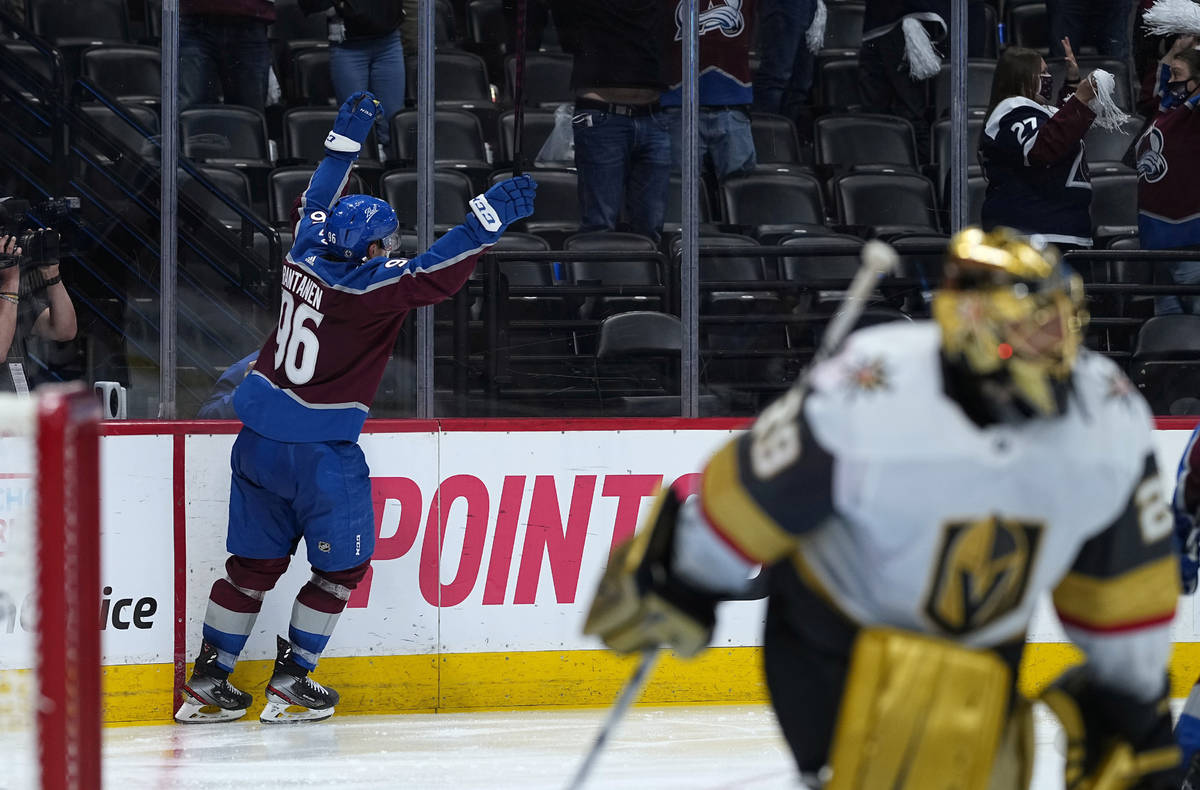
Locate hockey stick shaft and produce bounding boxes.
[563,648,660,790]
[512,0,528,176]
[816,239,899,363]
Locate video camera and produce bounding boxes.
[0,196,79,270]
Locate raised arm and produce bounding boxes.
[297,91,381,224]
[349,175,538,309]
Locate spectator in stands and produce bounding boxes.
[752,0,818,132]
[0,227,77,395]
[570,1,671,242]
[858,0,951,159]
[1136,34,1200,314]
[662,0,757,180]
[1050,0,1136,61]
[979,45,1098,250]
[180,0,276,113]
[299,1,406,149]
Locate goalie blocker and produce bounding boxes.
[583,228,1184,790]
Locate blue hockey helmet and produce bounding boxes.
[324,195,400,262]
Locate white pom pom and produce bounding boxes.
[1143,0,1200,36]
[806,0,828,54]
[1086,69,1132,131]
[901,17,942,80]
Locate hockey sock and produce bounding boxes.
[201,555,290,673]
[1178,680,1200,767]
[287,560,370,671]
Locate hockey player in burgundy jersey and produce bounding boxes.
[176,90,537,724]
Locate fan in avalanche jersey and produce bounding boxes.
[176,90,537,725]
[585,228,1183,790]
[980,45,1099,250]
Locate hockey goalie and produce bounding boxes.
[585,228,1184,790]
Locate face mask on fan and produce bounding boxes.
[1164,78,1196,107]
[1038,73,1054,102]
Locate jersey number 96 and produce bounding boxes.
[274,291,325,385]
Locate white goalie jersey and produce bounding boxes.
[686,321,1178,702]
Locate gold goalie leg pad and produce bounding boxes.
[825,628,1013,790]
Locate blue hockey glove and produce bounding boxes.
[325,90,381,154]
[465,175,537,238]
[1176,508,1200,595]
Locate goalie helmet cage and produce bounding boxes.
[0,385,102,790]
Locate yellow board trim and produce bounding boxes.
[702,442,797,563]
[96,642,1200,726]
[1052,556,1180,630]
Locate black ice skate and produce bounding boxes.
[260,635,339,724]
[175,641,252,724]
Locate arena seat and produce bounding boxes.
[833,172,941,235]
[381,169,475,231]
[291,48,337,106]
[563,231,662,320]
[750,113,804,166]
[80,45,160,105]
[504,52,573,108]
[181,105,271,167]
[719,172,826,241]
[1130,315,1200,413]
[267,166,368,226]
[497,109,557,166]
[814,114,919,173]
[282,108,381,165]
[932,60,995,118]
[390,109,488,167]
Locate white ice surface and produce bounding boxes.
[98,701,1107,790]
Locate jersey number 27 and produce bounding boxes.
[274,291,325,385]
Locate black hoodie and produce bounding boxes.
[299,0,404,41]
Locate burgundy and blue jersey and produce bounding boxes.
[1136,64,1200,251]
[660,0,755,107]
[233,149,495,443]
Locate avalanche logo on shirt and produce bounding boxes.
[676,0,744,40]
[1136,127,1168,183]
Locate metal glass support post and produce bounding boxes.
[414,0,435,417]
[948,0,968,232]
[680,0,700,418]
[159,0,179,419]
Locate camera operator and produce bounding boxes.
[1,227,77,395]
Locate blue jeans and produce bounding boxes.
[179,15,271,112]
[1155,260,1200,315]
[663,106,757,180]
[752,0,817,119]
[1049,0,1135,60]
[572,108,672,240]
[330,32,407,147]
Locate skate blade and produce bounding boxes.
[259,700,335,724]
[174,698,247,724]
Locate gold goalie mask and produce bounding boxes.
[932,228,1088,420]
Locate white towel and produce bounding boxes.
[1086,69,1132,131]
[806,0,828,54]
[1143,0,1200,36]
[901,17,942,80]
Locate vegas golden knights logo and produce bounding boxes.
[925,516,1043,634]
